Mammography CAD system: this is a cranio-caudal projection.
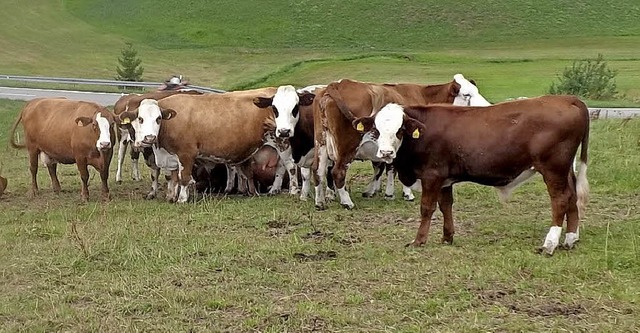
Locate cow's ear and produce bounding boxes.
[402,116,425,140]
[119,111,136,125]
[161,109,177,120]
[352,116,374,133]
[253,97,273,109]
[298,92,315,106]
[75,117,93,127]
[449,81,461,97]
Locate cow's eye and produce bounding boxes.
[272,106,279,118]
[138,117,144,124]
[292,105,299,118]
[156,116,161,124]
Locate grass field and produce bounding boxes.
[1,96,640,331]
[1,1,640,106]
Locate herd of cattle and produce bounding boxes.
[7,74,590,255]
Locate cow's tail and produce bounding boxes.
[574,98,590,220]
[325,83,356,121]
[8,108,25,149]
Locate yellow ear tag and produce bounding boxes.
[412,128,420,139]
[121,117,131,125]
[356,122,364,131]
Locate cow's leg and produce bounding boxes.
[408,179,441,247]
[563,170,581,249]
[166,170,180,202]
[332,158,354,209]
[299,167,311,201]
[176,154,196,203]
[275,146,299,195]
[146,167,161,200]
[363,161,384,198]
[384,163,396,200]
[313,144,330,210]
[76,159,91,203]
[46,163,61,194]
[268,157,286,195]
[439,186,455,244]
[402,185,415,201]
[238,160,257,196]
[115,132,128,183]
[539,171,573,256]
[130,148,141,181]
[28,150,40,198]
[224,165,237,194]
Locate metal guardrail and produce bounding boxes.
[0,74,226,93]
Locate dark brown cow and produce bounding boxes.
[352,95,590,255]
[312,75,479,209]
[9,98,117,202]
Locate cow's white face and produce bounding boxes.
[452,74,491,107]
[372,103,405,163]
[94,112,112,150]
[132,99,163,147]
[271,85,300,137]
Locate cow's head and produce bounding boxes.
[118,99,176,148]
[352,103,425,163]
[452,74,491,106]
[75,111,114,151]
[253,85,315,138]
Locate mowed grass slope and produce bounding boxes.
[1,1,640,105]
[1,95,640,332]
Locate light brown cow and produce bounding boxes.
[312,75,479,209]
[119,86,313,202]
[352,95,590,255]
[9,98,117,202]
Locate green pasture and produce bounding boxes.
[1,1,640,106]
[1,96,639,331]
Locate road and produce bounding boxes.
[0,86,124,106]
[1,86,639,118]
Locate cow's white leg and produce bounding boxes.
[540,226,563,255]
[300,167,311,201]
[176,178,195,203]
[384,164,396,199]
[325,185,335,201]
[336,185,355,209]
[363,162,383,198]
[115,131,128,183]
[496,168,537,202]
[278,146,299,195]
[268,158,286,195]
[131,156,141,181]
[563,226,580,249]
[402,185,415,201]
[314,145,330,209]
[224,165,237,194]
[145,167,161,200]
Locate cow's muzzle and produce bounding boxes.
[277,128,292,138]
[377,150,395,163]
[98,142,112,150]
[141,135,157,146]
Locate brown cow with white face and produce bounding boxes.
[352,95,590,255]
[9,98,117,202]
[312,75,483,210]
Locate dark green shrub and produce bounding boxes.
[115,43,144,82]
[549,54,617,100]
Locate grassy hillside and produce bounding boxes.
[0,1,639,105]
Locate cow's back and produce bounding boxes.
[157,87,277,163]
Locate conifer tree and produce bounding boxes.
[115,43,144,82]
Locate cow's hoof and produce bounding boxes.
[384,194,395,200]
[299,195,308,202]
[315,202,327,211]
[145,193,156,200]
[535,246,555,256]
[341,203,354,210]
[289,189,300,196]
[403,194,415,201]
[441,237,454,245]
[405,240,425,247]
[562,242,578,250]
[267,190,280,196]
[362,192,375,198]
[116,180,122,185]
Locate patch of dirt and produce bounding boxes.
[302,230,334,242]
[334,234,361,246]
[293,250,337,262]
[509,301,587,317]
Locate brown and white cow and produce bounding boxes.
[312,74,485,209]
[352,95,590,255]
[119,86,314,202]
[9,98,117,202]
[113,89,202,184]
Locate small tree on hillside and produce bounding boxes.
[549,54,617,100]
[115,43,144,82]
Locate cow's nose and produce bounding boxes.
[143,135,157,143]
[99,142,112,150]
[278,128,291,137]
[378,150,394,158]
